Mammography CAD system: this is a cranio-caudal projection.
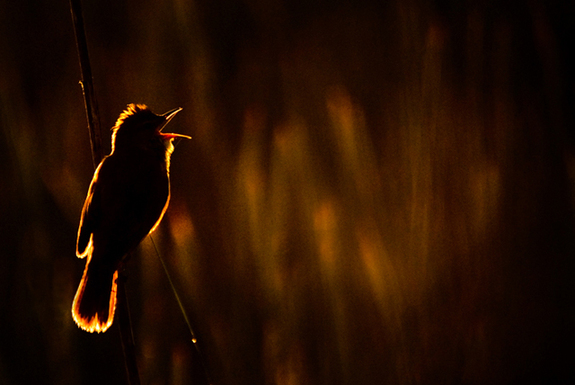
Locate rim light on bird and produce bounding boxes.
[72,104,190,333]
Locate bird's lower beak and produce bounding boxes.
[161,132,192,140]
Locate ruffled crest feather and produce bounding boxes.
[110,104,159,152]
[113,103,151,129]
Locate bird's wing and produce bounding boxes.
[76,152,169,261]
[76,162,104,257]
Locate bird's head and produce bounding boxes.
[111,104,190,154]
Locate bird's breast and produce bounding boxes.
[103,151,170,199]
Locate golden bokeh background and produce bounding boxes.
[1,0,574,384]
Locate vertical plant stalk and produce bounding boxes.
[69,1,141,384]
[69,0,102,168]
[117,271,141,385]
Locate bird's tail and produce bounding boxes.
[72,256,118,333]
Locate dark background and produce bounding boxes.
[1,0,574,384]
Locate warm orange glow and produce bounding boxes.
[149,188,170,235]
[71,256,118,333]
[167,201,195,248]
[313,200,338,270]
[76,162,103,258]
[76,235,92,259]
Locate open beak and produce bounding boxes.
[158,107,191,140]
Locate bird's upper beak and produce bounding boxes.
[158,107,191,140]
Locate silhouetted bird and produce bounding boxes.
[72,104,190,333]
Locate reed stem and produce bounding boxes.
[69,1,141,384]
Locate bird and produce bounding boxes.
[72,103,190,333]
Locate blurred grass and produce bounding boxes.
[1,0,574,384]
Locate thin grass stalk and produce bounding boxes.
[150,237,213,385]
